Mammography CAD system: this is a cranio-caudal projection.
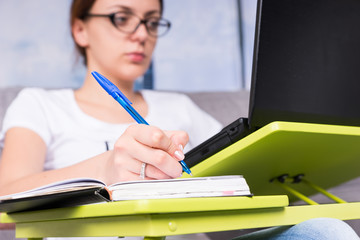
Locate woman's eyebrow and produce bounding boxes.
[108,5,132,12]
[144,10,161,18]
[108,5,161,17]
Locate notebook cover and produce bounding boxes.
[0,187,108,213]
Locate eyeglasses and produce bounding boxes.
[85,12,171,37]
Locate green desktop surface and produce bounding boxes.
[190,121,360,201]
[1,196,290,239]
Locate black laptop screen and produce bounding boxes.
[249,0,360,128]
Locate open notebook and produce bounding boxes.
[0,175,251,213]
[184,0,360,168]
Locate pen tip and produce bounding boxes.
[189,173,193,176]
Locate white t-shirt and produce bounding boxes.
[0,88,222,171]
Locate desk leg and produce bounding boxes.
[144,236,165,240]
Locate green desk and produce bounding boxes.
[2,122,360,239]
[3,196,360,240]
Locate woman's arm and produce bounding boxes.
[0,124,188,196]
[0,127,48,195]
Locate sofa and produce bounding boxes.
[0,87,359,239]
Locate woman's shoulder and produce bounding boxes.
[16,88,74,105]
[17,87,73,99]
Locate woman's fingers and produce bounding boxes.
[127,125,185,158]
[113,125,188,179]
[114,139,182,179]
[166,130,189,158]
[124,125,188,161]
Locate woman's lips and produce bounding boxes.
[127,52,145,62]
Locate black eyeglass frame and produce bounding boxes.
[85,12,171,37]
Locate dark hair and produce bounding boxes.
[70,0,164,66]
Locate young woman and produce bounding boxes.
[0,0,221,196]
[0,0,358,239]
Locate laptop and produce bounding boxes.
[184,0,360,168]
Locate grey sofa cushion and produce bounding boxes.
[186,90,250,126]
[0,87,22,129]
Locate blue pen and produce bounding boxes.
[91,71,192,176]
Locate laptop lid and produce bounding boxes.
[248,0,360,130]
[184,0,360,168]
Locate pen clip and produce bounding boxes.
[91,71,132,106]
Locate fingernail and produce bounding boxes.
[179,144,184,151]
[179,173,183,178]
[174,150,185,160]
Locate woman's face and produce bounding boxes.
[76,0,161,82]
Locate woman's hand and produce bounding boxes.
[102,124,189,185]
